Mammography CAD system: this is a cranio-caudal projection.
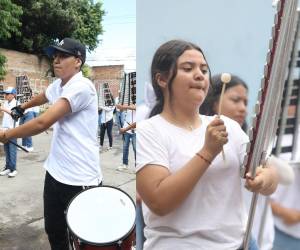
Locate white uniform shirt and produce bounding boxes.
[137,114,249,250]
[123,109,136,134]
[2,98,17,129]
[271,167,300,238]
[100,106,115,123]
[44,71,102,186]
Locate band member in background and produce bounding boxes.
[19,107,35,152]
[200,73,295,250]
[136,39,279,250]
[0,87,18,178]
[117,104,136,171]
[99,103,115,152]
[0,38,102,250]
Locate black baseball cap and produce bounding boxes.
[45,38,86,65]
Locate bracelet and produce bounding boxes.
[196,152,212,165]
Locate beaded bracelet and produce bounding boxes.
[196,152,212,165]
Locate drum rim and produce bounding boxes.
[66,185,136,246]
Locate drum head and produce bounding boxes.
[66,186,135,245]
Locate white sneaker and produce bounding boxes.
[8,170,18,178]
[25,147,34,152]
[0,169,11,176]
[107,147,113,151]
[117,164,128,171]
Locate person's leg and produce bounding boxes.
[100,123,106,146]
[44,172,82,250]
[135,201,145,250]
[44,172,70,250]
[8,138,17,171]
[23,112,34,147]
[132,133,136,162]
[107,119,113,147]
[4,143,10,169]
[273,227,300,250]
[248,236,259,250]
[19,116,26,146]
[122,133,130,165]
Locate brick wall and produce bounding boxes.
[91,65,124,99]
[0,48,125,107]
[0,48,51,94]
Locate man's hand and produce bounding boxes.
[10,105,25,121]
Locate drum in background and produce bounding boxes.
[66,186,136,250]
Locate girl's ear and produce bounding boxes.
[156,73,168,89]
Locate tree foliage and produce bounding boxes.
[0,0,22,80]
[0,0,22,40]
[1,0,104,54]
[0,53,7,80]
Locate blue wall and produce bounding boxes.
[137,0,277,119]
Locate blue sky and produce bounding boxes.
[86,0,136,72]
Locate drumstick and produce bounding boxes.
[218,73,231,162]
[8,140,29,153]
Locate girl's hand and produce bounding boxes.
[245,166,279,195]
[202,117,228,160]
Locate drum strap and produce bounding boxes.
[82,181,102,190]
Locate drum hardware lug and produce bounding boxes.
[117,240,123,250]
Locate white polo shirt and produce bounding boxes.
[2,98,17,129]
[123,109,136,134]
[44,71,102,186]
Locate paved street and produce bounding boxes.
[0,126,136,250]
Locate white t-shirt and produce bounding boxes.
[271,167,300,238]
[243,191,274,250]
[44,71,102,186]
[137,114,249,250]
[100,106,115,123]
[123,109,136,134]
[2,98,17,129]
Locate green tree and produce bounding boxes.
[1,0,104,54]
[0,0,22,80]
[0,53,7,81]
[0,0,22,40]
[82,64,92,79]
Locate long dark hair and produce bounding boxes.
[149,39,211,117]
[199,73,248,131]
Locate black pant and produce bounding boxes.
[100,118,113,147]
[43,172,101,250]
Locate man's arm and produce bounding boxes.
[21,92,48,110]
[0,98,71,142]
[116,104,136,111]
[120,122,136,134]
[0,107,12,115]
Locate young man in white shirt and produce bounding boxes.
[0,38,102,249]
[0,87,18,177]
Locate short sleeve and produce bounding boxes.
[62,83,96,113]
[136,120,169,172]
